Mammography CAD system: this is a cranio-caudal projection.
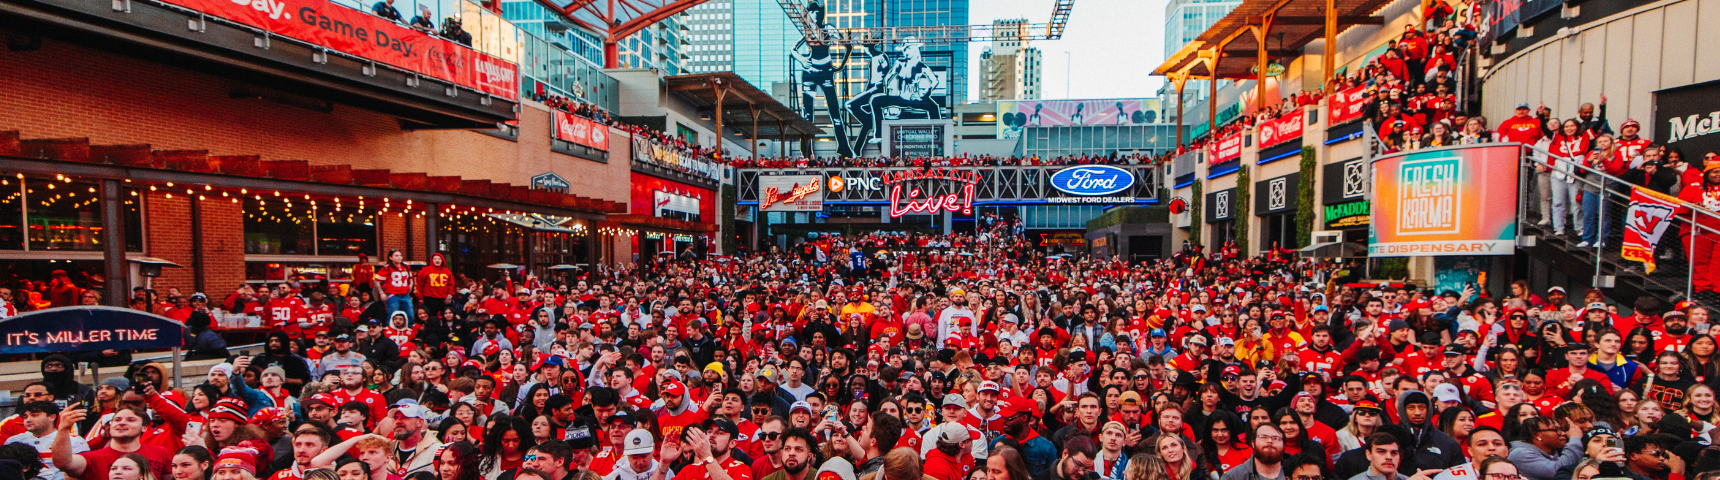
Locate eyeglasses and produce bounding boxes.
[756,432,782,440]
[1295,476,1325,480]
[1484,474,1520,480]
[19,392,51,399]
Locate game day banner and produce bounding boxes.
[1369,144,1521,257]
[163,0,518,98]
[1327,85,1369,125]
[553,111,610,151]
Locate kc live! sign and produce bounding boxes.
[164,0,518,98]
[885,168,980,218]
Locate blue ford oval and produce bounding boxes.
[1050,165,1135,196]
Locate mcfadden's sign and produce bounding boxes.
[1654,80,1720,157]
[164,0,518,98]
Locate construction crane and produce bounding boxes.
[777,0,1075,47]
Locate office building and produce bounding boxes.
[682,0,802,92]
[979,18,1041,102]
[1159,0,1239,119]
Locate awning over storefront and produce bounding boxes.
[662,73,823,142]
[1152,0,1393,80]
[1298,241,1368,258]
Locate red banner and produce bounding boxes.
[1328,85,1369,125]
[554,111,611,151]
[1208,133,1243,164]
[1622,186,1680,273]
[162,0,517,99]
[1258,109,1305,148]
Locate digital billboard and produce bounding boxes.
[1368,144,1521,257]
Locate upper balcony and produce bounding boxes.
[1,0,523,127]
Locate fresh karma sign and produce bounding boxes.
[1368,144,1521,257]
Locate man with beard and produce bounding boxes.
[993,396,1053,479]
[375,403,440,476]
[747,417,785,480]
[50,405,172,480]
[757,428,815,480]
[1049,434,1095,480]
[671,419,751,480]
[357,317,402,370]
[1378,390,1463,474]
[934,291,976,349]
[1654,310,1694,352]
[1430,427,1511,480]
[269,424,333,480]
[1221,423,1288,480]
[316,334,366,378]
[1351,433,1443,480]
[253,332,311,395]
[38,355,92,404]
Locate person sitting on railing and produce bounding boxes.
[440,17,471,46]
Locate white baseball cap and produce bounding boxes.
[623,428,655,456]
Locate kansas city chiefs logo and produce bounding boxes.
[1628,204,1675,237]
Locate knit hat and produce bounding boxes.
[208,363,234,379]
[214,447,258,475]
[208,398,249,424]
[98,377,130,393]
[261,366,287,380]
[815,457,858,480]
[250,407,288,426]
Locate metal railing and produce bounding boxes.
[1513,144,1720,307]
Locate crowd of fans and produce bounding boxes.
[1,220,1719,480]
[729,153,1158,169]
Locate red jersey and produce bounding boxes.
[654,404,708,444]
[379,264,414,296]
[1497,115,1545,145]
[384,326,418,352]
[329,388,387,424]
[671,457,753,480]
[1544,367,1615,399]
[304,303,335,338]
[266,298,308,335]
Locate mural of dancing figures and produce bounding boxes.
[792,1,947,158]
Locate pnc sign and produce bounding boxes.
[1050,166,1135,196]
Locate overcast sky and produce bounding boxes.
[967,0,1167,102]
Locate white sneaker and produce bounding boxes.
[1553,230,1567,236]
[1576,241,1591,248]
[1537,220,1552,226]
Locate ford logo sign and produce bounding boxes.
[1051,166,1135,196]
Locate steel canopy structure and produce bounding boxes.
[540,0,710,68]
[776,0,1076,47]
[662,73,823,159]
[1150,0,1392,148]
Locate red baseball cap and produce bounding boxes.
[661,379,687,397]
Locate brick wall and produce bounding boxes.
[0,31,631,204]
[0,31,642,286]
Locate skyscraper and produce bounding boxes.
[682,0,802,93]
[979,19,1041,102]
[1160,0,1239,120]
[795,0,968,156]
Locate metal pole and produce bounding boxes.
[1594,179,1603,284]
[172,347,182,390]
[101,179,128,307]
[190,196,205,294]
[1324,0,1336,93]
[425,203,440,261]
[1691,209,1698,301]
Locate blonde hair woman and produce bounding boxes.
[1120,454,1168,480]
[110,454,157,480]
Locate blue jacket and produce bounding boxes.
[990,433,1057,480]
[1588,353,1642,391]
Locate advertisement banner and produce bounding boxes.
[1207,133,1244,164]
[161,0,517,98]
[632,136,720,182]
[0,307,184,354]
[1652,80,1720,161]
[1258,109,1305,148]
[758,175,824,212]
[1328,86,1369,126]
[996,98,1160,138]
[1368,144,1521,257]
[888,124,947,157]
[1621,186,1680,273]
[554,111,610,151]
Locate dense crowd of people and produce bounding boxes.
[3,220,1720,480]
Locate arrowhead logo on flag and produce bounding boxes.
[1622,186,1681,273]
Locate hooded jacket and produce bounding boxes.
[39,355,93,402]
[1378,389,1464,473]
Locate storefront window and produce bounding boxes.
[15,179,142,252]
[244,197,376,256]
[317,209,377,256]
[0,177,21,250]
[246,262,355,283]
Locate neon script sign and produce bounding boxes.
[763,181,821,209]
[886,168,981,217]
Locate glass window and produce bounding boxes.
[0,177,21,250]
[244,197,315,255]
[24,179,126,251]
[317,207,378,256]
